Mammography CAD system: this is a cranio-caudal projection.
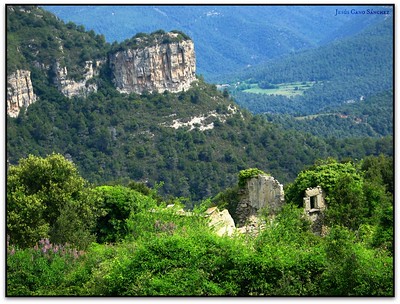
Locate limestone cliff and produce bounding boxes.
[7,70,37,117]
[236,174,285,227]
[53,60,102,98]
[109,32,196,94]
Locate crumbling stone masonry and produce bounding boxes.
[236,174,285,227]
[303,186,326,235]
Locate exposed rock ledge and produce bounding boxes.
[7,69,37,117]
[109,33,196,94]
[53,60,101,98]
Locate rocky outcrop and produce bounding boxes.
[109,32,196,94]
[206,207,236,237]
[53,60,101,98]
[7,70,37,117]
[236,174,285,227]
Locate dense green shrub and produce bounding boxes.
[7,238,86,296]
[93,185,158,243]
[7,153,97,249]
[321,226,393,296]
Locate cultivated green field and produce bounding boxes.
[243,81,315,97]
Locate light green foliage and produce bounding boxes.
[285,158,360,206]
[322,226,393,296]
[286,159,365,230]
[238,168,267,188]
[7,153,97,249]
[6,192,393,296]
[286,156,393,250]
[243,81,315,97]
[7,238,86,296]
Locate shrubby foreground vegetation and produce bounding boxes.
[7,154,393,296]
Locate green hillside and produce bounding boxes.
[263,90,393,138]
[6,5,393,201]
[226,15,393,115]
[43,5,390,80]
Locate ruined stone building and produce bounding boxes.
[303,186,326,235]
[235,174,285,233]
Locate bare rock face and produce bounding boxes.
[236,174,285,227]
[53,60,101,98]
[205,207,236,237]
[7,70,37,117]
[109,32,196,94]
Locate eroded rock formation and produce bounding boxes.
[109,32,196,94]
[53,60,101,98]
[7,69,37,117]
[236,174,285,227]
[206,207,236,237]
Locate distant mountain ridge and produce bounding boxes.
[226,15,393,116]
[43,5,389,80]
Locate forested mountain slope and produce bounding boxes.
[43,5,389,80]
[263,90,393,138]
[7,6,393,201]
[226,15,393,115]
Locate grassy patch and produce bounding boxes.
[243,81,315,97]
[294,113,334,120]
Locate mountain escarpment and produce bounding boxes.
[109,31,196,94]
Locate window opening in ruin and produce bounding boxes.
[310,196,317,209]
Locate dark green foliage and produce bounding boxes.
[262,90,393,138]
[9,77,363,202]
[93,185,158,243]
[7,5,109,76]
[212,185,240,222]
[7,5,393,204]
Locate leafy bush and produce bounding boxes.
[93,185,158,243]
[238,168,267,188]
[321,226,393,296]
[7,238,85,296]
[7,153,97,249]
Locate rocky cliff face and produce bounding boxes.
[109,32,196,94]
[53,60,101,98]
[7,70,37,117]
[236,174,285,227]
